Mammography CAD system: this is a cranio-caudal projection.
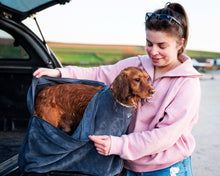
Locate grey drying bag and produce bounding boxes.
[18,76,133,176]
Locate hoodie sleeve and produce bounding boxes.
[109,77,201,161]
[57,56,141,85]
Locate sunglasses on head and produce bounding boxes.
[145,12,182,27]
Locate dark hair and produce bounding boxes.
[145,2,189,55]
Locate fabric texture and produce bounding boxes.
[18,76,134,176]
[57,54,203,172]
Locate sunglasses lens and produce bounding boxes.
[145,13,156,22]
[158,14,170,21]
[145,13,182,27]
[145,13,152,21]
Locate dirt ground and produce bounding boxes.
[1,70,220,175]
[192,70,220,176]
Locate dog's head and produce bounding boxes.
[110,67,155,106]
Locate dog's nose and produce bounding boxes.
[148,89,155,95]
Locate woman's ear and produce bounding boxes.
[177,38,185,50]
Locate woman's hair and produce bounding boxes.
[145,2,189,55]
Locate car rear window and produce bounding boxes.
[0,0,53,12]
[0,30,29,59]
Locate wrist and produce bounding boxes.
[55,68,61,77]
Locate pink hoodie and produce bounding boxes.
[58,54,202,172]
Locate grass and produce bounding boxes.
[185,50,220,58]
[50,45,123,66]
[57,53,102,64]
[0,45,29,59]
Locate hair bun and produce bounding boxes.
[166,2,185,16]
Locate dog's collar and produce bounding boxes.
[114,97,134,108]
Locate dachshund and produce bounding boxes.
[34,67,155,135]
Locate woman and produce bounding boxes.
[34,3,202,175]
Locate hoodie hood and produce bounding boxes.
[139,54,203,80]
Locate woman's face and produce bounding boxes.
[146,30,183,68]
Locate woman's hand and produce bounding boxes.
[33,68,61,78]
[89,135,111,156]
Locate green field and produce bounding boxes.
[52,47,122,66]
[49,42,220,67]
[185,50,220,58]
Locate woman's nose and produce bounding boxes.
[149,46,159,56]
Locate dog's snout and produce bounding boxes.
[148,89,155,95]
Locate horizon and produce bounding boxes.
[47,41,220,54]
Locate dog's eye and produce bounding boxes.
[134,78,140,82]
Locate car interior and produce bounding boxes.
[0,27,50,131]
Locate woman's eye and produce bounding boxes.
[146,40,153,47]
[159,46,166,49]
[159,44,168,49]
[147,42,153,47]
[135,78,140,82]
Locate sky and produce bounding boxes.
[23,0,220,52]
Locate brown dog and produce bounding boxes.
[34,67,154,135]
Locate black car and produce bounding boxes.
[0,0,70,175]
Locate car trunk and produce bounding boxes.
[0,70,32,131]
[0,0,68,131]
[0,67,33,165]
[0,0,69,174]
[0,1,66,166]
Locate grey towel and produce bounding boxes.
[18,76,134,176]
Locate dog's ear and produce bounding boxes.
[110,71,129,101]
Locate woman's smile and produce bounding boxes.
[151,57,162,63]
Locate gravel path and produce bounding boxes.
[192,70,220,176]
